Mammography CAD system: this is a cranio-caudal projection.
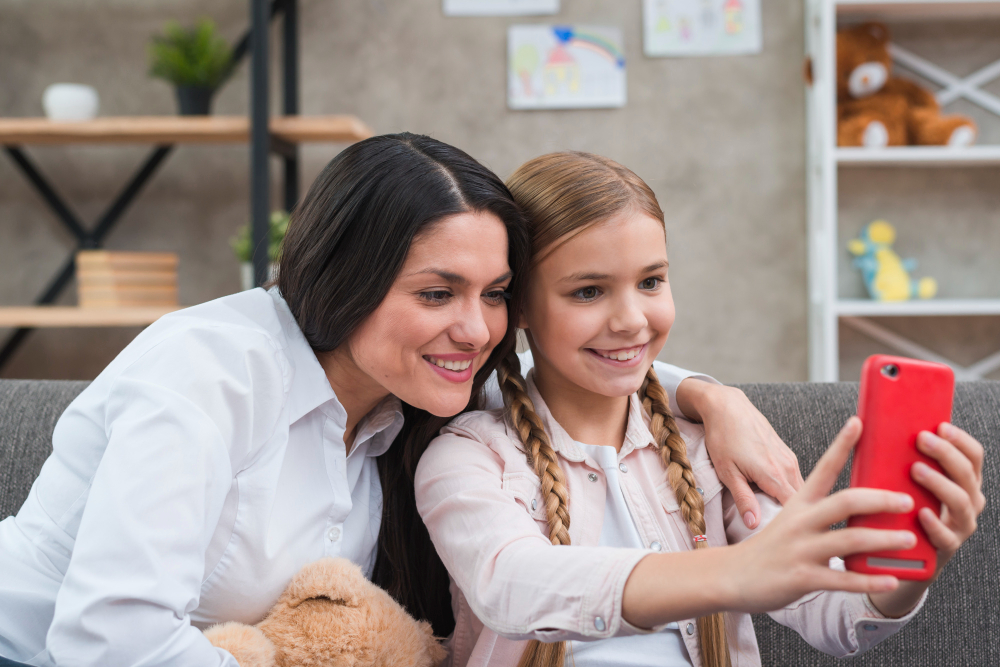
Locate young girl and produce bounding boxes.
[414,152,985,667]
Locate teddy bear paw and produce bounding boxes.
[862,121,889,148]
[204,622,277,667]
[948,125,976,147]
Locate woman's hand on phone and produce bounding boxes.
[867,422,986,618]
[727,417,916,614]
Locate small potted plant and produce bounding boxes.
[231,210,289,291]
[148,19,233,115]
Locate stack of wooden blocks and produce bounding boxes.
[76,251,179,309]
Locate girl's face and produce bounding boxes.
[521,211,674,399]
[348,211,513,417]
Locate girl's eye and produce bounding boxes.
[483,290,510,305]
[418,290,452,304]
[640,277,662,291]
[573,286,601,301]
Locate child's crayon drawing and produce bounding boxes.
[644,0,761,57]
[508,25,626,110]
[444,0,558,16]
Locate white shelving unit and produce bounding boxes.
[805,0,1000,381]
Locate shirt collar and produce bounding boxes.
[523,370,656,462]
[268,288,404,457]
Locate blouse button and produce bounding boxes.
[327,527,341,542]
[594,616,606,632]
[618,463,628,473]
[863,623,879,631]
[588,473,599,483]
[531,499,538,511]
[650,541,662,552]
[686,623,695,635]
[697,487,704,495]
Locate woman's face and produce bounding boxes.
[348,211,512,417]
[521,211,674,400]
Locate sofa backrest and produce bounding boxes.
[0,379,997,666]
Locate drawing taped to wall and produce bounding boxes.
[444,0,558,16]
[643,0,762,57]
[508,25,626,110]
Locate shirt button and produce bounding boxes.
[696,487,704,495]
[594,616,606,632]
[686,623,695,635]
[619,463,628,473]
[863,623,878,631]
[650,541,662,552]
[588,473,599,482]
[531,499,538,511]
[327,527,341,542]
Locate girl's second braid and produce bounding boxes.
[641,367,732,667]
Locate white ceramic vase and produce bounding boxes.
[42,84,100,121]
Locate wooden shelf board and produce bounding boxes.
[0,306,181,328]
[0,115,373,146]
[837,145,1000,166]
[837,0,1000,19]
[837,299,1000,317]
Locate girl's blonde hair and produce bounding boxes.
[500,152,731,667]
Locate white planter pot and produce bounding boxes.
[240,262,277,291]
[43,84,99,121]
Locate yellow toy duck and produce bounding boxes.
[848,220,937,302]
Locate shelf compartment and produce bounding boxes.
[0,115,374,146]
[0,306,180,328]
[837,298,1000,316]
[837,145,1000,166]
[836,0,1000,20]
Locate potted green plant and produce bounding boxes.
[231,210,289,291]
[148,19,233,115]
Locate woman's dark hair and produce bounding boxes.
[278,133,530,637]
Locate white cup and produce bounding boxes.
[42,84,100,121]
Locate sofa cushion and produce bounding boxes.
[0,380,87,519]
[739,381,1000,667]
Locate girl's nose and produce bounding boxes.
[608,296,648,333]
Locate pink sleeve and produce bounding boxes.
[722,490,927,657]
[414,429,650,643]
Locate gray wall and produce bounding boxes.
[0,1,995,382]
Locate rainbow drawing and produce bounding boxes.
[552,26,626,68]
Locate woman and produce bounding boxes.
[0,134,799,667]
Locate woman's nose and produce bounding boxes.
[450,298,492,349]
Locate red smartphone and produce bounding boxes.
[845,354,954,581]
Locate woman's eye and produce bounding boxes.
[573,286,601,301]
[483,290,510,305]
[419,291,452,304]
[640,277,662,290]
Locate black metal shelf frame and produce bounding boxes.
[0,0,298,370]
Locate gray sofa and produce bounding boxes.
[1,379,997,665]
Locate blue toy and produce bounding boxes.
[847,220,937,302]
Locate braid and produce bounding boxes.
[642,368,732,667]
[496,350,569,667]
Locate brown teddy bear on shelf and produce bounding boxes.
[837,22,976,147]
[204,558,447,667]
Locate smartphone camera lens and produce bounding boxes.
[881,364,899,379]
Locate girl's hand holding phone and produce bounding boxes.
[727,417,916,614]
[866,421,986,618]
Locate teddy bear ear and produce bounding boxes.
[866,22,888,42]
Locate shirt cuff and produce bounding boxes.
[653,361,720,420]
[849,589,928,655]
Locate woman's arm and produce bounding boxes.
[47,329,286,667]
[654,360,804,529]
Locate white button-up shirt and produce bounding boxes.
[0,288,702,667]
[0,289,403,666]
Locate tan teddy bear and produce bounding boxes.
[837,22,976,147]
[204,558,447,667]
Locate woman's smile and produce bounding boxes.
[423,351,480,382]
